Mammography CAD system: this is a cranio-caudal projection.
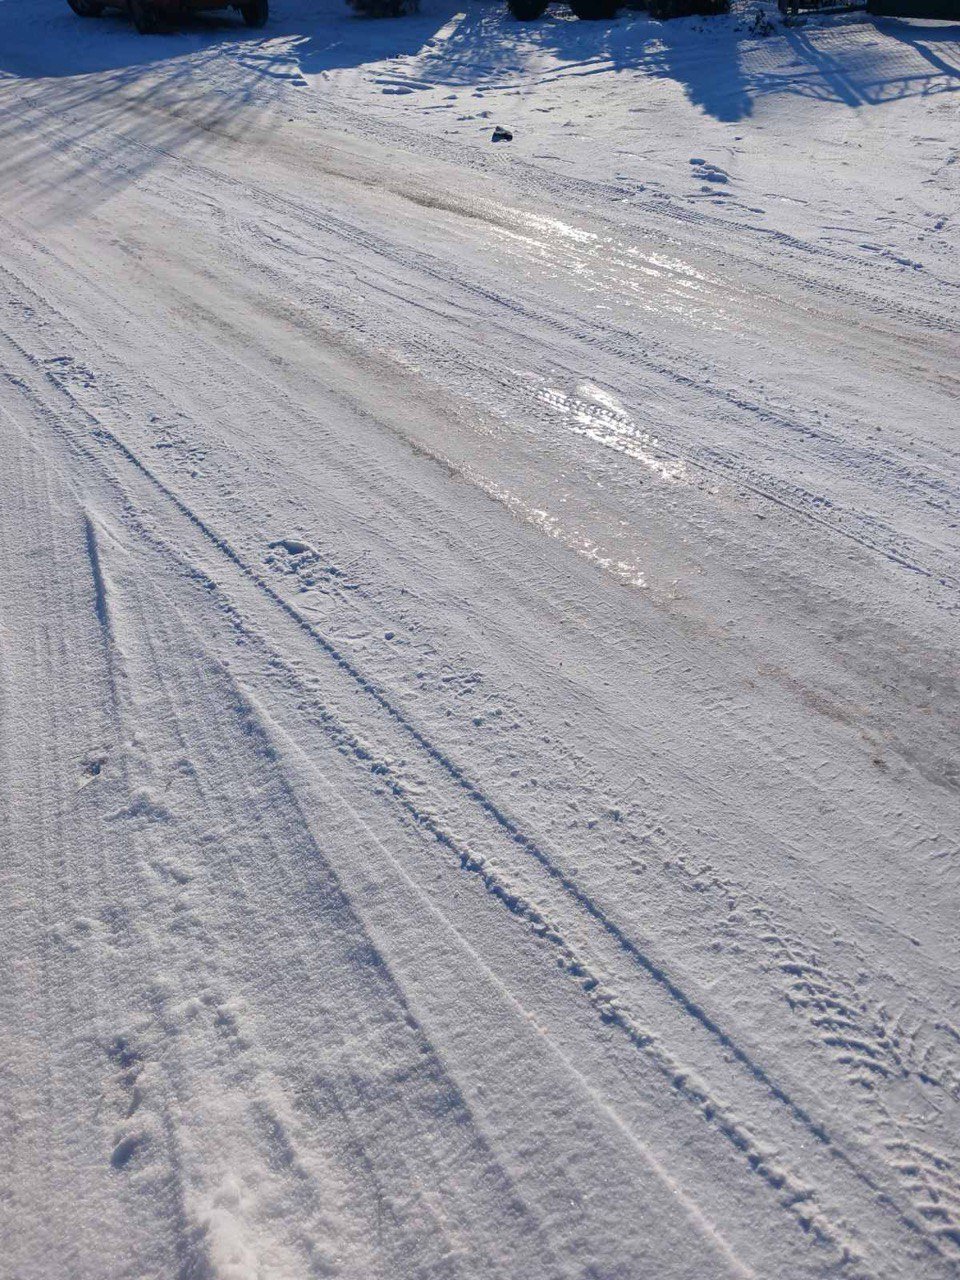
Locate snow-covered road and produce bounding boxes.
[1,2,958,1277]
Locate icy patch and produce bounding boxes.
[641,251,712,284]
[472,474,646,589]
[538,382,688,484]
[519,212,599,246]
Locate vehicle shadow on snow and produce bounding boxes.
[0,0,456,81]
[0,0,462,213]
[0,0,286,78]
[0,0,300,216]
[2,0,957,198]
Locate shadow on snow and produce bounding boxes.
[0,0,957,174]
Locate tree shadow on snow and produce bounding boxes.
[0,0,308,216]
[0,0,470,213]
[2,0,287,78]
[398,2,960,121]
[285,1,756,121]
[290,0,960,123]
[2,0,958,203]
[775,13,960,107]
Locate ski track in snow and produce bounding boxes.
[1,1,959,1277]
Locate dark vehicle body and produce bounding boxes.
[67,0,268,33]
[507,0,728,20]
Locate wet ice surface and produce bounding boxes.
[1,2,959,1279]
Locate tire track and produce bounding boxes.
[3,95,957,604]
[3,110,958,1273]
[6,334,954,1279]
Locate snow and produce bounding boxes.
[0,0,958,1277]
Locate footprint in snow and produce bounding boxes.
[269,537,318,557]
[79,752,107,788]
[108,788,171,824]
[689,158,731,184]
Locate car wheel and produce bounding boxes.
[569,0,618,16]
[240,0,268,26]
[129,0,160,30]
[508,0,549,18]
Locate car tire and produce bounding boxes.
[508,0,549,18]
[240,0,268,26]
[569,0,618,16]
[68,0,105,14]
[129,0,160,31]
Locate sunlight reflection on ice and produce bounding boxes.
[538,380,688,483]
[466,471,647,590]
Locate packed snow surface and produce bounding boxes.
[1,0,958,1276]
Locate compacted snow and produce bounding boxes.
[1,1,958,1276]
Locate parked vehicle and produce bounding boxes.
[507,0,728,19]
[778,0,958,14]
[67,0,268,33]
[508,0,616,15]
[648,0,729,15]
